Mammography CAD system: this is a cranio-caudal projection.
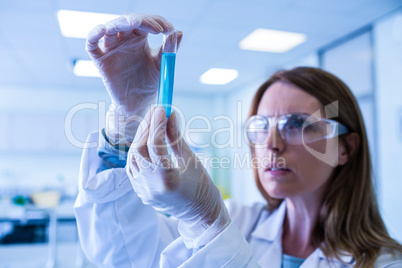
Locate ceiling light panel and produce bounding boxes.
[57,10,118,39]
[200,68,239,85]
[239,28,307,53]
[73,60,101,77]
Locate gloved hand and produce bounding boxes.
[126,107,231,248]
[86,13,183,145]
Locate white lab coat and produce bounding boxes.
[74,131,402,268]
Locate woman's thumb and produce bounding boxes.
[166,111,192,168]
[149,106,169,157]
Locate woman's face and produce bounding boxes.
[255,81,341,201]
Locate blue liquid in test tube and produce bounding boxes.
[157,52,176,117]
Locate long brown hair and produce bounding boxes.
[248,67,402,267]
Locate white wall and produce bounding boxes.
[373,9,402,243]
[226,81,265,204]
[321,31,377,172]
[0,85,110,197]
[175,92,243,198]
[172,92,218,184]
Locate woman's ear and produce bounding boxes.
[338,133,360,166]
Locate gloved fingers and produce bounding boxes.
[141,14,174,34]
[104,14,143,48]
[104,31,119,48]
[104,13,172,41]
[126,110,146,174]
[126,159,138,178]
[104,13,142,35]
[86,24,106,59]
[122,14,173,40]
[117,29,136,40]
[177,31,184,49]
[166,110,180,148]
[165,30,178,53]
[166,111,193,169]
[130,108,153,167]
[127,14,173,36]
[148,107,172,168]
[156,31,183,63]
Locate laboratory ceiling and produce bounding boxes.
[0,0,401,94]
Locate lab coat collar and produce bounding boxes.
[317,249,355,265]
[251,200,355,266]
[251,200,287,242]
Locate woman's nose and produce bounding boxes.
[265,125,285,152]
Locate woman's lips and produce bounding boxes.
[265,167,291,177]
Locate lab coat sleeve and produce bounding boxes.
[74,130,180,268]
[158,199,265,267]
[160,221,260,268]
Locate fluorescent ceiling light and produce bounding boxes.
[239,28,307,53]
[73,60,101,77]
[57,10,119,39]
[200,68,239,85]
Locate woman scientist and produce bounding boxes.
[74,13,402,267]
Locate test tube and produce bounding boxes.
[157,31,178,118]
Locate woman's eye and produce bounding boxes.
[288,117,305,129]
[252,119,268,130]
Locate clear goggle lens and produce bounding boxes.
[246,113,349,145]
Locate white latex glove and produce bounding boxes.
[86,13,183,145]
[126,107,230,248]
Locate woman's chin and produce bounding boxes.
[264,183,297,199]
[265,187,289,199]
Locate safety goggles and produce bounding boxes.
[246,113,349,145]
